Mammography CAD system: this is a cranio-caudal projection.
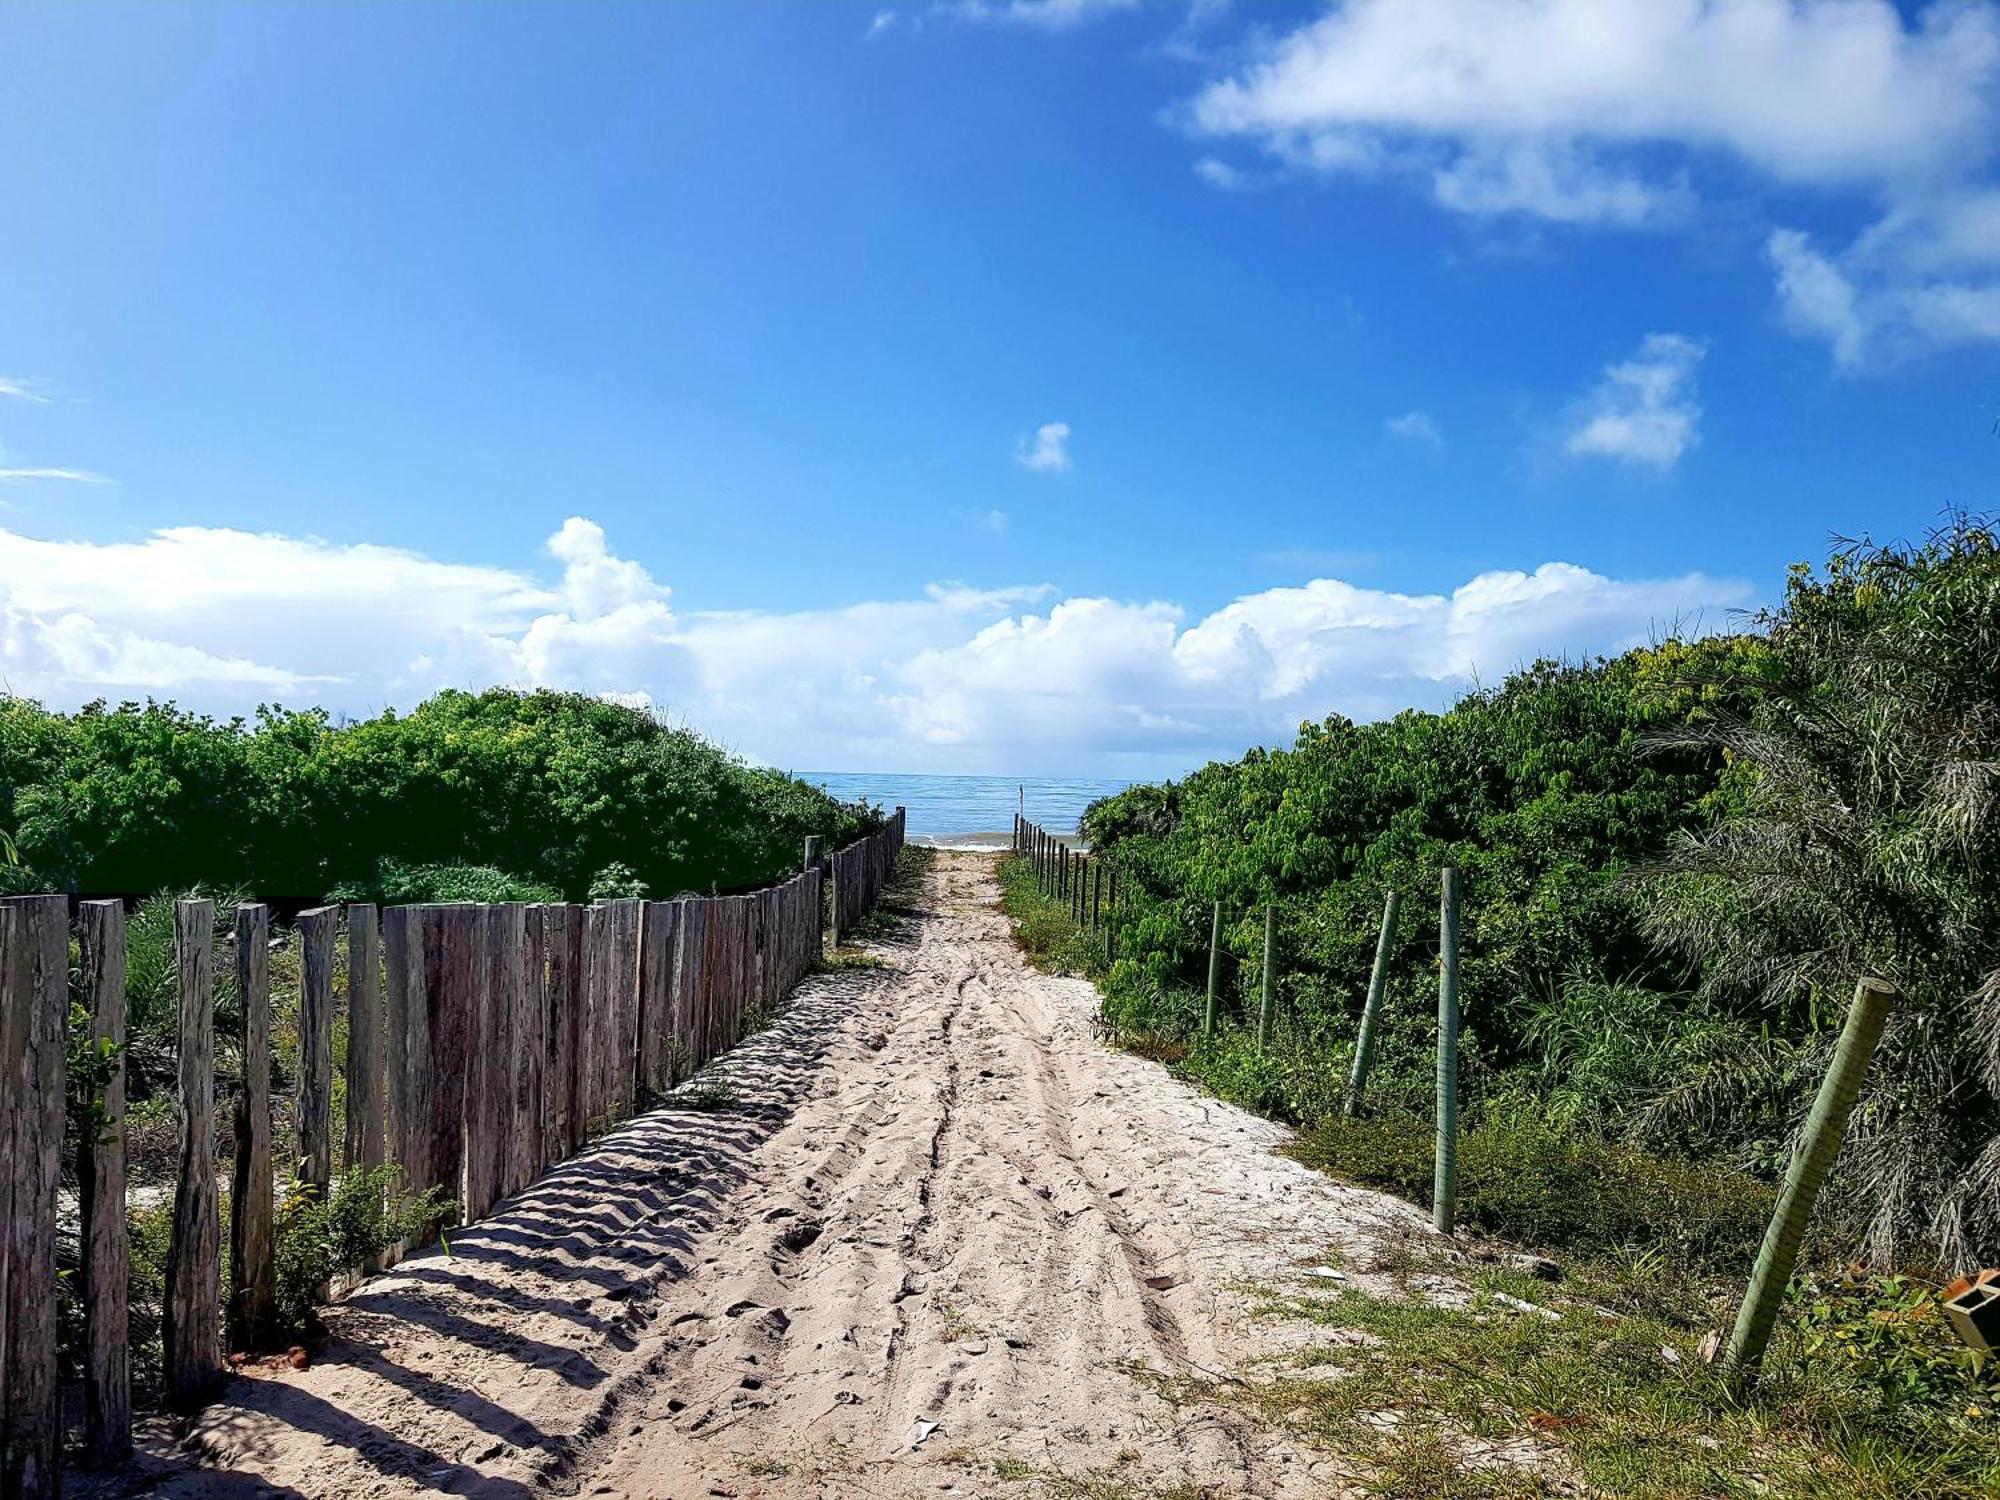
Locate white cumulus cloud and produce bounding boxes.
[1015,420,1072,473]
[1564,333,1705,470]
[0,516,1753,774]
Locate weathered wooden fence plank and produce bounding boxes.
[382,905,420,1195]
[673,899,708,1073]
[464,904,514,1221]
[514,905,546,1194]
[1,896,70,1492]
[544,904,585,1162]
[164,898,220,1413]
[581,904,613,1130]
[296,906,338,1197]
[228,903,275,1353]
[611,898,642,1120]
[420,906,473,1231]
[346,903,384,1179]
[78,899,132,1465]
[637,901,676,1097]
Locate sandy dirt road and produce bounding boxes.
[146,852,1435,1499]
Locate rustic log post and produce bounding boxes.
[544,904,586,1161]
[1725,977,1897,1375]
[164,898,221,1412]
[381,905,420,1197]
[638,901,676,1098]
[345,904,384,1180]
[1256,902,1277,1051]
[418,905,472,1235]
[516,904,546,1192]
[1,896,68,1491]
[1434,869,1462,1235]
[78,900,132,1464]
[296,906,337,1197]
[1204,902,1222,1036]
[228,904,275,1351]
[1345,890,1402,1118]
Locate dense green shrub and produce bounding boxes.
[272,1167,454,1334]
[0,688,873,901]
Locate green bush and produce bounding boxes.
[272,1166,455,1334]
[1290,1111,1775,1267]
[0,688,874,902]
[329,860,562,906]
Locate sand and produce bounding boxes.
[134,852,1440,1499]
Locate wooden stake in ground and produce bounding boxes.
[1344,890,1401,1117]
[297,906,338,1197]
[1203,902,1222,1036]
[164,899,221,1412]
[229,904,275,1352]
[1255,903,1276,1051]
[77,900,131,1465]
[2,895,72,1493]
[1724,977,1897,1375]
[1434,869,1461,1235]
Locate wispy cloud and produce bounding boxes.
[0,377,55,405]
[868,9,897,36]
[1386,410,1442,447]
[950,0,1138,30]
[1193,156,1247,191]
[1564,333,1706,471]
[978,508,1011,534]
[1014,420,1072,473]
[0,467,115,485]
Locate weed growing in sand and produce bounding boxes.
[738,1455,793,1478]
[819,946,882,971]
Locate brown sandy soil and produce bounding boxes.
[129,852,1440,1499]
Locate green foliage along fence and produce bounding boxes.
[0,688,876,902]
[0,809,906,1495]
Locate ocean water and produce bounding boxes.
[801,772,1134,849]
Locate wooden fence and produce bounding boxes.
[0,808,907,1493]
[1015,814,1113,931]
[831,806,907,943]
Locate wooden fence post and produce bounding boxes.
[346,904,384,1180]
[1204,902,1222,1036]
[543,904,585,1161]
[1256,903,1277,1051]
[2,896,68,1493]
[164,899,221,1412]
[518,905,547,1190]
[381,905,419,1198]
[296,906,337,1197]
[77,900,132,1465]
[229,904,275,1352]
[1725,977,1897,1374]
[1345,890,1402,1118]
[1434,869,1461,1236]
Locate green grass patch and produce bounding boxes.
[1291,1111,1775,1269]
[1213,1258,2000,1499]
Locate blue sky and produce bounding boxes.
[1,0,1995,775]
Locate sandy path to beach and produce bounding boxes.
[143,852,1435,1499]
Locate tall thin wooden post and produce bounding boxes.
[78,900,132,1464]
[164,899,220,1412]
[297,906,337,1197]
[346,904,384,1179]
[1,895,68,1494]
[1092,862,1102,927]
[1204,902,1222,1036]
[1345,890,1402,1117]
[229,904,275,1353]
[1256,903,1276,1051]
[1725,978,1897,1374]
[1434,869,1461,1236]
